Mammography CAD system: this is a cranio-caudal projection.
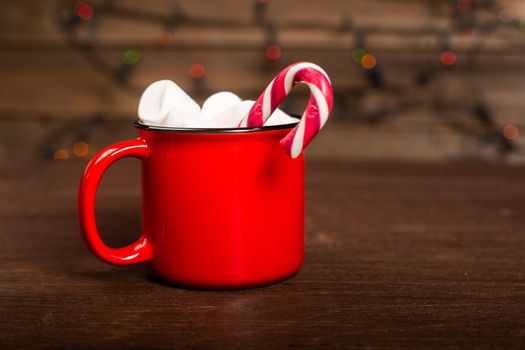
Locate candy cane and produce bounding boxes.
[239,62,333,158]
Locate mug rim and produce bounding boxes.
[134,120,299,134]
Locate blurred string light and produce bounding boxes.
[265,45,282,61]
[440,50,457,66]
[73,141,90,157]
[471,104,515,151]
[503,124,519,140]
[55,0,525,155]
[351,31,377,70]
[360,54,377,70]
[339,13,353,31]
[264,24,281,62]
[416,67,434,86]
[189,63,206,94]
[365,61,383,88]
[87,16,100,42]
[351,31,382,88]
[60,0,525,84]
[169,0,187,21]
[53,149,70,160]
[457,0,473,13]
[498,8,514,23]
[189,63,206,79]
[351,47,366,63]
[122,48,142,65]
[52,142,89,160]
[454,0,476,31]
[63,2,94,29]
[254,0,269,24]
[439,34,457,67]
[474,104,496,129]
[74,2,95,21]
[157,1,187,47]
[156,29,173,47]
[116,48,142,81]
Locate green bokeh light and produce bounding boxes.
[351,48,366,63]
[122,48,142,65]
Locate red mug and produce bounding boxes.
[78,122,304,288]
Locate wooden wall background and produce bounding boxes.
[1,0,525,161]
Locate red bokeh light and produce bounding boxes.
[265,45,282,61]
[457,0,472,12]
[440,50,457,66]
[74,3,94,21]
[189,63,206,79]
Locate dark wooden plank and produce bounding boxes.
[0,159,524,348]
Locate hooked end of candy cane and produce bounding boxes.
[280,138,302,159]
[289,149,302,159]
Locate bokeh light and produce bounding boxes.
[498,8,514,23]
[457,0,472,13]
[360,54,377,69]
[53,149,70,160]
[503,124,519,140]
[156,31,173,47]
[189,63,206,78]
[352,48,366,63]
[265,45,282,61]
[74,2,94,21]
[440,50,457,66]
[73,141,89,157]
[122,48,142,65]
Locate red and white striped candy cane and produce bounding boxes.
[239,62,333,158]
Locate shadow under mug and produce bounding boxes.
[78,121,304,289]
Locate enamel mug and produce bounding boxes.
[78,122,304,289]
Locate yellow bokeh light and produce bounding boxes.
[503,124,519,140]
[360,54,377,70]
[53,149,70,160]
[73,141,89,157]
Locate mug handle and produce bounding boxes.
[78,138,153,265]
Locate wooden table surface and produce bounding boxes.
[1,160,524,349]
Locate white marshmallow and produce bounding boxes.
[162,108,195,127]
[186,115,217,128]
[138,80,200,126]
[206,99,298,128]
[138,82,298,128]
[266,108,299,126]
[213,100,255,128]
[201,92,241,120]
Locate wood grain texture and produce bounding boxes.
[0,159,524,349]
